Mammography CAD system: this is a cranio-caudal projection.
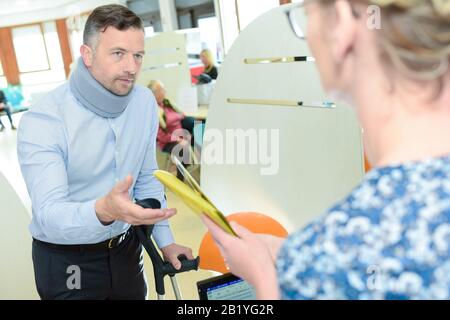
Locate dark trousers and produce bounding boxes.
[0,105,14,127]
[181,116,195,143]
[32,228,147,300]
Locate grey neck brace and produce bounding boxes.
[69,58,133,118]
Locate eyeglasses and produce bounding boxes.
[284,0,310,40]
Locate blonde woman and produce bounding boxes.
[203,0,450,300]
[200,48,218,80]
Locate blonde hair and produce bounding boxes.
[147,79,162,92]
[322,0,450,81]
[200,49,215,72]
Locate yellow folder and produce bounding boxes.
[153,157,237,236]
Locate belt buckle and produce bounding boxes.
[108,237,116,249]
[108,232,126,249]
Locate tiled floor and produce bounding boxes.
[0,113,214,300]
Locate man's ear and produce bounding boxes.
[330,0,358,63]
[80,44,94,67]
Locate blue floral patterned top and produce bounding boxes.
[277,154,450,299]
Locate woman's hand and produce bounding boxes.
[256,234,285,263]
[201,215,280,299]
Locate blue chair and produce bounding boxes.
[1,85,28,113]
[3,85,24,108]
[193,122,205,149]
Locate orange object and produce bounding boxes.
[364,153,372,173]
[198,212,288,274]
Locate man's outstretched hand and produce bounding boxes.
[95,175,176,225]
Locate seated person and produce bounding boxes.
[148,80,196,179]
[0,89,16,131]
[199,49,218,82]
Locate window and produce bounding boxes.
[236,0,279,31]
[198,16,223,63]
[217,0,240,54]
[68,14,88,61]
[12,22,66,102]
[12,24,50,73]
[217,0,280,54]
[145,26,155,38]
[17,22,65,86]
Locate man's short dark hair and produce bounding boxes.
[83,4,144,48]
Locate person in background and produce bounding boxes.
[203,0,450,300]
[148,80,196,180]
[200,49,218,80]
[0,89,16,131]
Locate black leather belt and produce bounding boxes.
[33,228,131,252]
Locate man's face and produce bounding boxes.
[81,27,145,96]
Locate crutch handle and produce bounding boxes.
[162,254,200,276]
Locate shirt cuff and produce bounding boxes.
[81,199,111,229]
[153,221,175,248]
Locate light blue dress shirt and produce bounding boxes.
[17,83,174,247]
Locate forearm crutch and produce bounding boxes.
[135,198,200,300]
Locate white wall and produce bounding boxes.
[201,5,364,232]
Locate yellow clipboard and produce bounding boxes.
[153,156,237,236]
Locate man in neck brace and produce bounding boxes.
[17,4,193,300]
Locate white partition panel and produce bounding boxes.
[201,5,364,232]
[0,173,38,299]
[137,32,192,112]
